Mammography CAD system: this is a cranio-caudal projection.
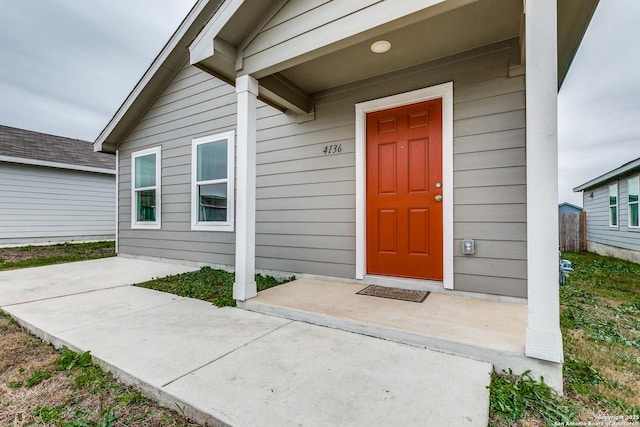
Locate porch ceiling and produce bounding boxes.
[193,0,598,114]
[278,0,522,95]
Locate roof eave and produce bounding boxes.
[573,158,640,192]
[557,0,600,88]
[94,0,225,154]
[0,155,116,175]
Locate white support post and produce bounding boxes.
[525,0,563,363]
[233,74,259,301]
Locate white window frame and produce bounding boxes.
[628,176,639,229]
[609,182,618,228]
[131,146,161,230]
[191,130,235,231]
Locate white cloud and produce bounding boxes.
[558,0,640,206]
[0,0,197,141]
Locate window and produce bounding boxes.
[191,131,235,231]
[629,176,639,228]
[131,147,161,229]
[609,183,618,228]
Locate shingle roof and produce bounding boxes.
[0,125,115,170]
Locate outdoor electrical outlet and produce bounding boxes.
[462,239,475,255]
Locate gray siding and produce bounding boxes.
[255,100,356,278]
[117,63,237,265]
[117,40,527,297]
[0,163,115,244]
[583,174,640,252]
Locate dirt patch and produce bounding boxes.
[0,242,114,264]
[0,314,200,426]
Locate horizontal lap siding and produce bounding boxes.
[245,0,378,59]
[255,98,356,276]
[453,73,527,297]
[584,177,640,252]
[0,163,115,242]
[117,62,237,265]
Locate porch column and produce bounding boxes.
[525,0,563,363]
[233,74,258,301]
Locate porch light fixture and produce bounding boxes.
[370,40,391,54]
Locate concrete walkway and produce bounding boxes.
[0,257,492,427]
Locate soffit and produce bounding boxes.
[216,0,282,45]
[278,0,522,94]
[557,0,599,86]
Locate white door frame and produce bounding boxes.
[355,82,454,289]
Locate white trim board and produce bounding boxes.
[0,155,115,175]
[190,130,236,232]
[355,82,454,289]
[130,146,162,230]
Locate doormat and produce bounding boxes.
[356,285,430,303]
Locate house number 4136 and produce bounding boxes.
[323,144,342,155]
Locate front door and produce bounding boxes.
[366,99,443,280]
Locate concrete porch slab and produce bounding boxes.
[240,278,563,390]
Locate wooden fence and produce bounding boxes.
[559,212,587,252]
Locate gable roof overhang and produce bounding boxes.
[94,0,599,154]
[573,157,640,192]
[94,0,226,153]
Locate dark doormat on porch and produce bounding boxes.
[356,285,430,303]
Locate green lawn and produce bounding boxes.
[489,252,640,426]
[136,266,295,307]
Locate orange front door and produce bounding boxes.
[366,99,443,280]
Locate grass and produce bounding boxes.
[489,252,640,426]
[0,241,115,270]
[136,266,295,307]
[0,312,199,426]
[559,252,640,415]
[489,370,577,426]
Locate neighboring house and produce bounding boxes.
[559,202,583,214]
[95,0,599,387]
[0,125,116,246]
[574,157,640,263]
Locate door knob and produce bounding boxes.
[435,195,443,202]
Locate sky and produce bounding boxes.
[0,1,638,208]
[0,0,198,141]
[558,0,640,206]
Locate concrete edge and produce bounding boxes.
[239,300,563,392]
[239,300,493,364]
[1,310,232,427]
[0,284,131,308]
